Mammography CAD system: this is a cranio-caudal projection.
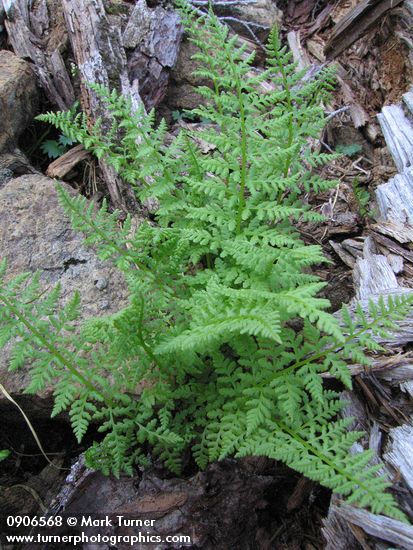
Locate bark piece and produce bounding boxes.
[353,236,399,300]
[370,230,413,263]
[330,505,413,550]
[329,240,357,269]
[386,252,404,274]
[371,221,413,244]
[322,505,360,550]
[46,144,91,179]
[287,30,311,71]
[336,66,370,128]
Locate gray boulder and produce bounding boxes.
[0,175,128,415]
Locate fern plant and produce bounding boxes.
[1,2,411,520]
[0,450,9,461]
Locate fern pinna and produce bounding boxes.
[0,1,411,520]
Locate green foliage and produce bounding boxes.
[40,133,76,159]
[0,450,10,461]
[171,109,211,124]
[336,143,362,158]
[352,177,375,220]
[2,2,411,520]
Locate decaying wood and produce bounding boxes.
[47,457,276,549]
[60,0,184,211]
[2,0,75,110]
[323,506,360,550]
[371,230,413,263]
[321,353,413,379]
[371,221,413,244]
[45,144,91,179]
[377,105,413,173]
[384,425,413,493]
[324,85,413,547]
[61,0,143,211]
[0,460,63,517]
[329,239,358,269]
[3,0,185,209]
[336,65,370,128]
[325,0,405,60]
[376,170,413,225]
[123,0,183,110]
[327,505,413,550]
[353,236,399,300]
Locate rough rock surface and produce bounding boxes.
[165,39,209,111]
[0,175,128,415]
[228,0,283,29]
[0,50,38,152]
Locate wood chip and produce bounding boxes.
[287,31,311,70]
[329,240,357,268]
[46,145,91,179]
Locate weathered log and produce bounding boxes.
[376,170,413,225]
[61,0,143,211]
[377,105,413,173]
[2,0,75,110]
[325,505,413,550]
